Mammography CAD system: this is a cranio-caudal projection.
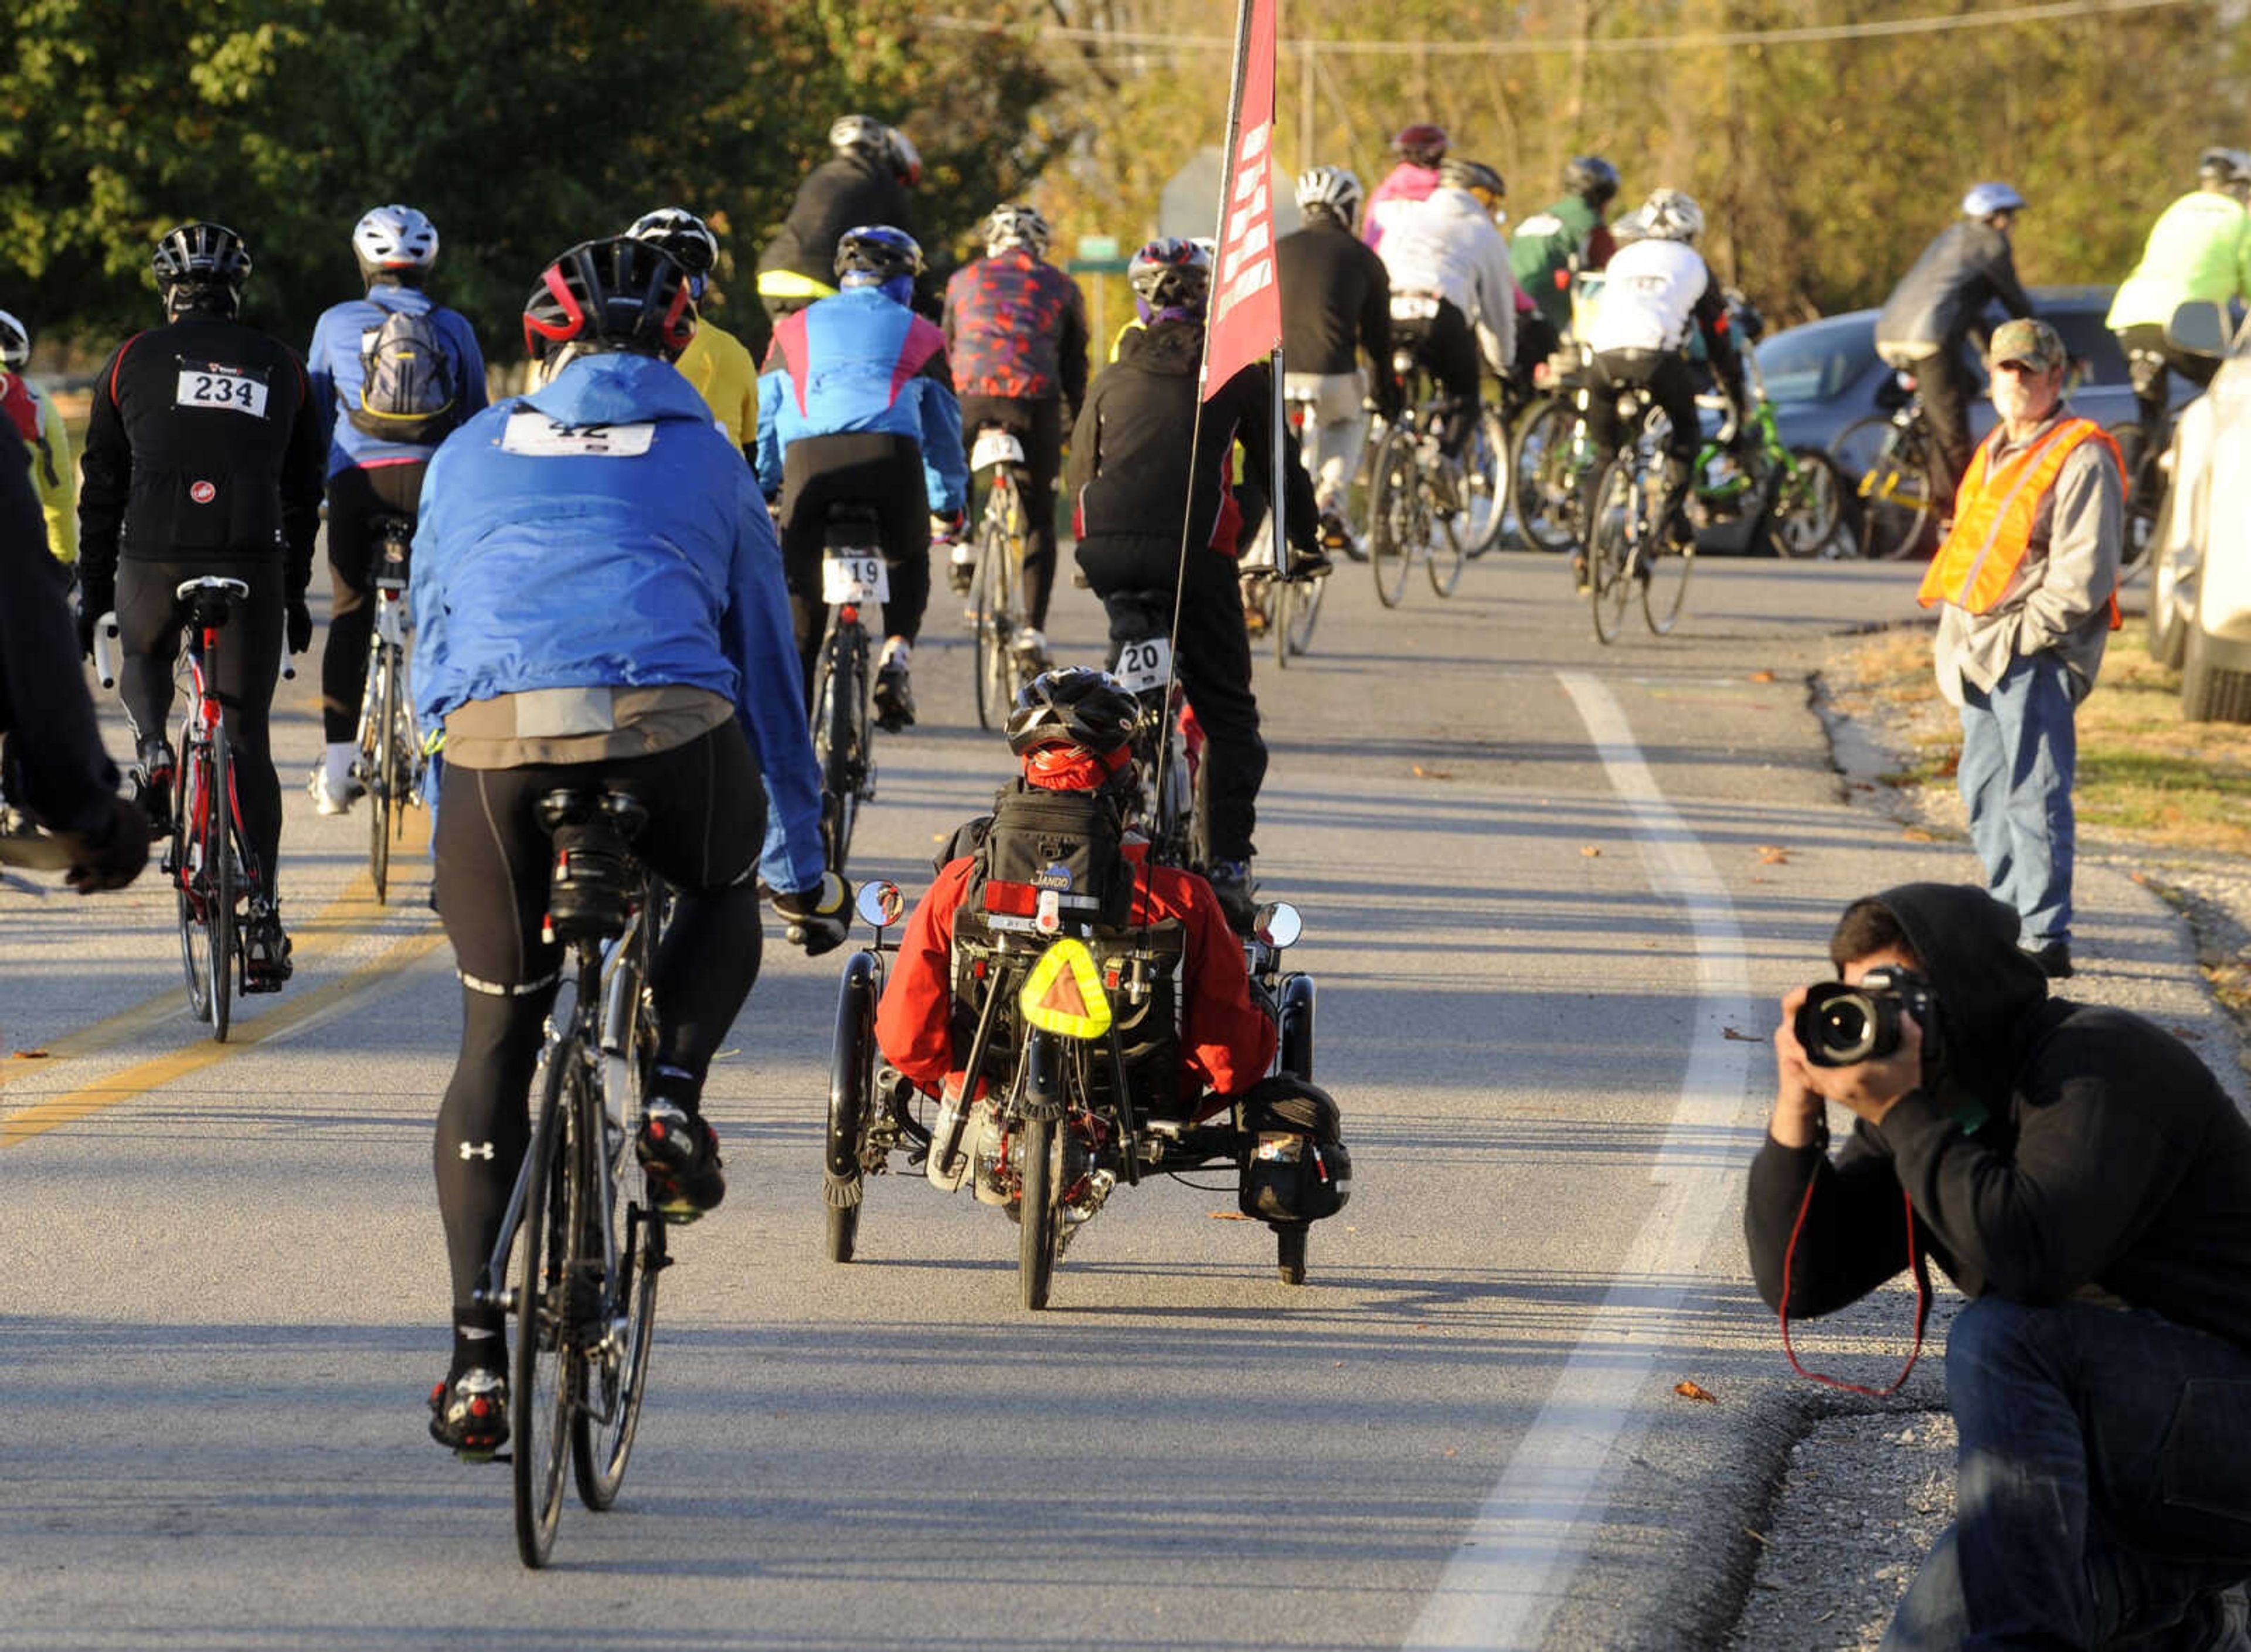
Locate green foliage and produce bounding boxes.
[1,0,1059,363]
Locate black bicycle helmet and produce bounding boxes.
[1563,155,1621,209]
[2199,147,2251,191]
[522,237,696,365]
[1439,158,1505,202]
[1127,238,1211,311]
[152,222,251,311]
[1005,668,1140,757]
[1392,124,1448,168]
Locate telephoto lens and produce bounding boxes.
[1796,984,1896,1068]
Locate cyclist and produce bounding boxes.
[1,422,148,892]
[755,225,965,730]
[1363,123,1448,252]
[0,311,76,567]
[412,236,843,1453]
[1373,157,1519,489]
[305,205,487,816]
[941,202,1090,658]
[627,206,759,457]
[1065,238,1324,929]
[1510,155,1623,356]
[76,222,324,987]
[756,115,921,326]
[2106,147,2251,454]
[1276,166,1402,553]
[875,666,1278,1102]
[1875,182,2036,496]
[1578,189,1749,591]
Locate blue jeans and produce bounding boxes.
[1882,1297,2251,1650]
[1957,651,2078,950]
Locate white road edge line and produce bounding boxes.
[1403,671,1760,1651]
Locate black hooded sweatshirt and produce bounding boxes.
[1745,882,2251,1351]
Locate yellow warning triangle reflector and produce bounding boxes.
[1018,937,1113,1040]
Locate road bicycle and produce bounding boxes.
[1584,396,1694,644]
[1686,339,1846,559]
[1366,341,1493,606]
[964,424,1041,728]
[1830,368,1946,561]
[471,787,668,1569]
[1511,375,1598,555]
[810,508,886,875]
[354,514,425,903]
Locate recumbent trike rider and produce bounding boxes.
[819,667,1349,1309]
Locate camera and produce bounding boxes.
[1794,966,1941,1069]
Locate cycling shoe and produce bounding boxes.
[428,1368,508,1458]
[638,1098,726,1222]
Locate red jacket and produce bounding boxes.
[875,843,1278,1117]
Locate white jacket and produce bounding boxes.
[1376,187,1518,375]
[1585,238,1713,355]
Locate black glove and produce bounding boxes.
[286,594,314,655]
[73,582,110,662]
[66,794,151,895]
[772,870,852,956]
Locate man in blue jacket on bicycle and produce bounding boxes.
[755,225,966,730]
[411,236,845,1456]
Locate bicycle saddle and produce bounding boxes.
[535,787,649,842]
[174,576,250,624]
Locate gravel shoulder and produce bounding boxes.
[1726,623,2251,1651]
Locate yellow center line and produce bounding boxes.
[1,923,449,1149]
[0,813,434,1093]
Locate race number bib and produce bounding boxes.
[821,553,890,604]
[970,427,1027,471]
[498,413,657,457]
[1515,213,1565,238]
[1114,635,1172,693]
[174,364,268,418]
[1390,294,1441,322]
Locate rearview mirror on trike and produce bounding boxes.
[856,880,905,931]
[1254,902,1303,949]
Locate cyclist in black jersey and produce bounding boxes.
[75,222,324,985]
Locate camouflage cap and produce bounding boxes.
[1990,317,2067,373]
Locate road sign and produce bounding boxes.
[1076,234,1120,261]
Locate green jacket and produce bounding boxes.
[2106,190,2251,331]
[1510,196,1601,334]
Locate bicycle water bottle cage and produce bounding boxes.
[535,788,648,943]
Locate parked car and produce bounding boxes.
[2145,301,2251,721]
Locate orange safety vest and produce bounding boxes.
[1917,416,2124,627]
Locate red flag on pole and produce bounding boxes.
[1201,0,1281,401]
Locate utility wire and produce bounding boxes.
[928,0,2192,57]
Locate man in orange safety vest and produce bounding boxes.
[1918,317,2124,981]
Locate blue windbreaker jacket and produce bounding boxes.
[410,352,826,893]
[754,286,967,512]
[307,285,489,478]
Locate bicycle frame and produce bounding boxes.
[176,601,253,900]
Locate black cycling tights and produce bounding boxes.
[116,556,284,898]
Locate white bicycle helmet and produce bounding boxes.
[1960,181,2026,220]
[626,207,719,277]
[1294,166,1364,227]
[982,203,1051,258]
[0,309,28,372]
[1640,188,1705,243]
[353,204,438,276]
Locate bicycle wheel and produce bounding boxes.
[1831,415,1939,560]
[514,1049,582,1568]
[207,728,235,1042]
[1770,448,1847,559]
[1460,404,1511,558]
[1426,470,1468,599]
[175,745,213,1025]
[970,521,1008,730]
[2107,419,2161,571]
[1587,460,1638,647]
[812,638,861,873]
[1643,511,1694,635]
[1283,572,1325,662]
[572,1068,662,1511]
[1512,397,1582,552]
[1367,426,1417,609]
[1017,1113,1060,1312]
[369,650,395,904]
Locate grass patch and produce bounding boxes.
[1827,623,2251,859]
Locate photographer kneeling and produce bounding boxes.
[1747,882,2251,1650]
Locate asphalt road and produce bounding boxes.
[1,545,2225,1650]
